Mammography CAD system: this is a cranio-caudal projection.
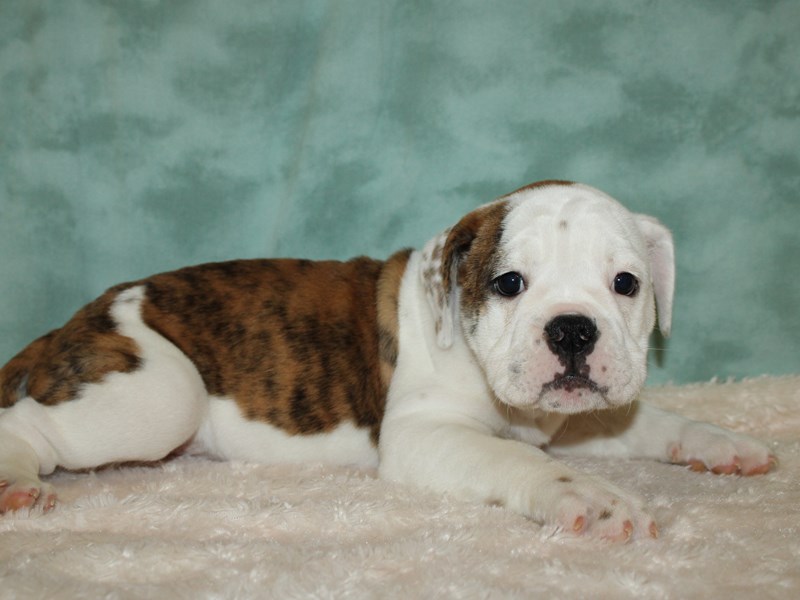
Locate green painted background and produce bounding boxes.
[1,0,798,384]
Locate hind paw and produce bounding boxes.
[0,479,57,514]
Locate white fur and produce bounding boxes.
[191,398,377,469]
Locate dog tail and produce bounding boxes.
[0,333,55,408]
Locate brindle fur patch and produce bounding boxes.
[440,202,510,330]
[139,252,411,444]
[377,250,412,395]
[505,179,574,197]
[0,288,142,407]
[0,252,411,448]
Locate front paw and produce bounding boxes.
[536,473,658,542]
[668,422,776,476]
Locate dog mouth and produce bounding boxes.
[542,373,605,393]
[537,372,610,413]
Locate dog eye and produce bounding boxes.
[493,272,525,297]
[613,272,639,297]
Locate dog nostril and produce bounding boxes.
[544,315,598,356]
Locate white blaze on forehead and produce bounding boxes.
[503,183,638,239]
[499,183,650,280]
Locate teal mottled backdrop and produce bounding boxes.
[1,0,798,383]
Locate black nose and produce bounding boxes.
[544,315,598,358]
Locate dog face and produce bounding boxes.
[422,181,674,414]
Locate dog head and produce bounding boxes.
[420,181,674,414]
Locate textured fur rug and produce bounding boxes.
[1,377,798,599]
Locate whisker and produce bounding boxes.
[552,416,570,442]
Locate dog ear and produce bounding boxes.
[635,215,675,337]
[419,229,457,349]
[420,202,506,349]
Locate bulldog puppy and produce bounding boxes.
[0,181,775,541]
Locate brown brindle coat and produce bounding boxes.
[0,250,411,445]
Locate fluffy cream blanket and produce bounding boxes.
[1,377,798,598]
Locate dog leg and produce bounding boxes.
[0,427,56,513]
[549,401,776,476]
[0,350,207,514]
[379,413,656,541]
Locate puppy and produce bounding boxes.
[0,181,774,540]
